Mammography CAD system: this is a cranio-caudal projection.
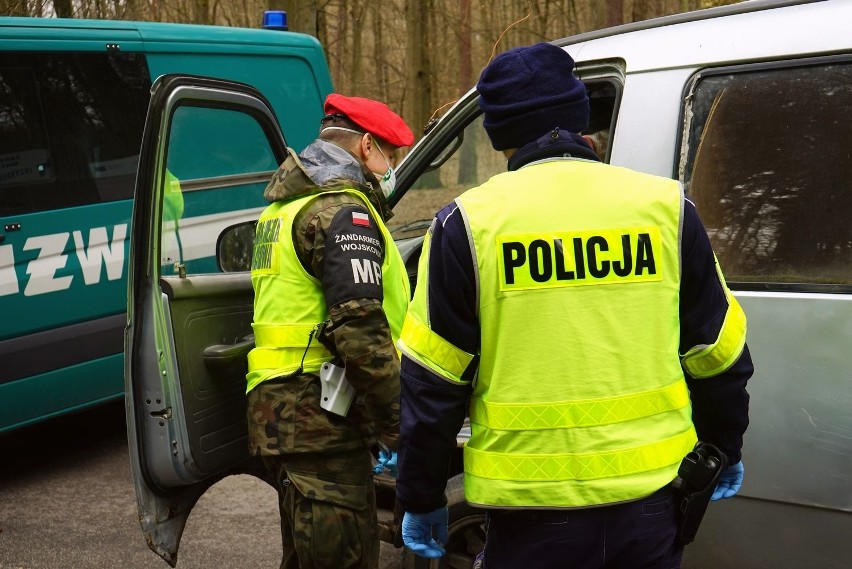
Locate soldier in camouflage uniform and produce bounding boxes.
[246,94,415,569]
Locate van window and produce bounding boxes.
[683,61,852,290]
[0,53,150,216]
[161,104,278,275]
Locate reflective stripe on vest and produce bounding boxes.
[464,427,696,481]
[399,313,474,385]
[399,227,475,385]
[681,256,747,378]
[246,189,409,392]
[246,323,332,376]
[470,379,690,430]
[452,159,697,508]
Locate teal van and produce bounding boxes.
[0,16,333,434]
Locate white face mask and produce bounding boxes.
[373,143,396,199]
[320,126,396,198]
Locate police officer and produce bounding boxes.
[246,94,413,569]
[395,43,753,569]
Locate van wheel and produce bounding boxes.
[402,473,486,569]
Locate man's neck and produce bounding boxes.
[506,129,600,171]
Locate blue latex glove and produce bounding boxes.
[711,460,744,501]
[372,448,398,477]
[402,507,448,559]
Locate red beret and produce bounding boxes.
[324,93,415,148]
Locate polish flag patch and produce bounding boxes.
[352,212,371,227]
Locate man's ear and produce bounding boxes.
[358,132,373,162]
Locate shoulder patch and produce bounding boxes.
[322,205,385,306]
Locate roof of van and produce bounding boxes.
[557,0,850,73]
[0,16,324,52]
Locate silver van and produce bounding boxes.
[126,1,850,567]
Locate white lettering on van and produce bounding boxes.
[73,224,127,284]
[24,233,73,296]
[10,224,128,297]
[0,244,19,296]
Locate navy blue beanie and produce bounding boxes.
[477,43,589,150]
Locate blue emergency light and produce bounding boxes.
[262,10,288,31]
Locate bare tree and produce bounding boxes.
[607,0,624,26]
[115,0,137,19]
[54,0,72,17]
[273,0,322,38]
[406,0,443,185]
[347,0,366,94]
[0,0,742,138]
[457,0,478,185]
[371,1,386,104]
[325,0,349,93]
[0,0,29,16]
[194,0,209,24]
[631,0,687,21]
[406,0,434,138]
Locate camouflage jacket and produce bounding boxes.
[247,139,401,456]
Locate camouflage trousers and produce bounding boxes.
[263,448,379,569]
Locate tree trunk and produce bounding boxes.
[633,0,685,21]
[457,0,477,185]
[348,0,364,95]
[119,0,138,19]
[406,0,440,186]
[405,0,426,134]
[54,0,73,18]
[317,2,327,47]
[371,2,387,104]
[0,0,27,16]
[606,0,624,26]
[194,0,209,24]
[273,0,319,37]
[329,0,348,93]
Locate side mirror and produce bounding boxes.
[216,221,256,272]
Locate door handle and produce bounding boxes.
[202,335,254,376]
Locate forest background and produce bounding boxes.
[1,0,742,144]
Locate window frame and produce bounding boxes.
[677,54,852,294]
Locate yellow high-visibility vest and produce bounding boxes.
[401,159,743,508]
[247,189,410,392]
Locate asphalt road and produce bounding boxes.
[0,401,404,569]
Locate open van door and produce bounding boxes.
[124,74,287,566]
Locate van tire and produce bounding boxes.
[401,473,486,569]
